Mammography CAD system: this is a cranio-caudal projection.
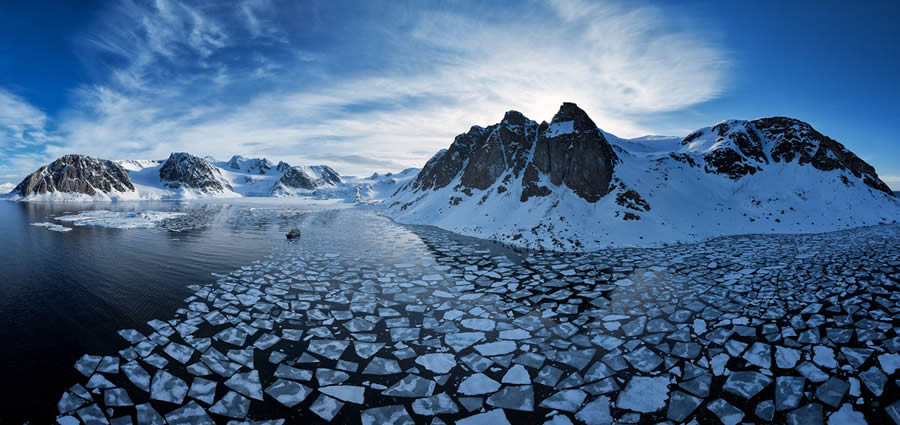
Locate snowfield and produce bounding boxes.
[384,108,900,251]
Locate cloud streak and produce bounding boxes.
[3,0,732,180]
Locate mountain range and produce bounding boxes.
[384,102,899,250]
[6,152,416,202]
[5,102,898,250]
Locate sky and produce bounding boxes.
[0,0,898,188]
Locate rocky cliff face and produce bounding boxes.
[159,152,233,193]
[12,154,135,197]
[682,118,893,194]
[410,102,618,204]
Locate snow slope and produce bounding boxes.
[385,103,900,251]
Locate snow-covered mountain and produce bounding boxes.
[10,154,138,201]
[7,152,407,202]
[385,102,899,251]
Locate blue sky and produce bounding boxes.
[0,0,898,188]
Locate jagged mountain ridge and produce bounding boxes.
[8,152,366,201]
[386,102,899,251]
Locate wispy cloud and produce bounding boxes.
[5,0,732,179]
[0,89,53,149]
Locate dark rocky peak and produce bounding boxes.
[228,155,274,174]
[13,154,135,197]
[549,102,598,132]
[408,102,619,203]
[159,152,232,192]
[276,161,293,173]
[502,110,528,126]
[310,165,342,185]
[752,117,892,195]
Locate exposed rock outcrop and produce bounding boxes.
[409,102,619,203]
[682,117,893,195]
[12,154,135,197]
[159,152,233,193]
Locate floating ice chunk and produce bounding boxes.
[316,368,350,386]
[252,333,281,350]
[97,356,119,374]
[623,347,663,372]
[214,327,248,346]
[135,402,165,425]
[775,376,805,411]
[499,329,531,340]
[76,404,108,425]
[150,370,188,404]
[415,353,456,374]
[616,376,668,413]
[164,401,214,424]
[723,371,772,399]
[354,341,385,359]
[104,388,133,407]
[383,374,436,397]
[164,342,195,364]
[209,391,250,419]
[308,340,350,360]
[666,391,702,422]
[274,364,313,381]
[412,392,460,415]
[840,347,873,369]
[265,379,312,408]
[225,370,264,401]
[474,341,517,357]
[859,366,887,396]
[797,361,830,383]
[812,346,837,369]
[57,416,79,425]
[58,392,88,414]
[706,399,743,425]
[827,403,867,425]
[786,403,824,425]
[361,356,401,375]
[815,377,849,407]
[320,385,365,404]
[459,373,501,395]
[226,349,255,368]
[877,352,900,374]
[487,385,534,411]
[445,332,485,352]
[86,373,116,389]
[502,364,531,384]
[56,210,186,229]
[539,389,587,412]
[575,396,612,425]
[461,319,496,331]
[310,394,344,421]
[188,377,216,405]
[30,222,72,232]
[360,404,415,425]
[775,346,801,369]
[75,355,102,377]
[456,409,512,425]
[743,342,772,369]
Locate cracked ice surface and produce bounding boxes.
[48,208,900,424]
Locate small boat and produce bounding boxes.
[286,229,301,239]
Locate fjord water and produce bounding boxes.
[0,200,331,422]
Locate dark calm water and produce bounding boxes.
[0,200,342,423]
